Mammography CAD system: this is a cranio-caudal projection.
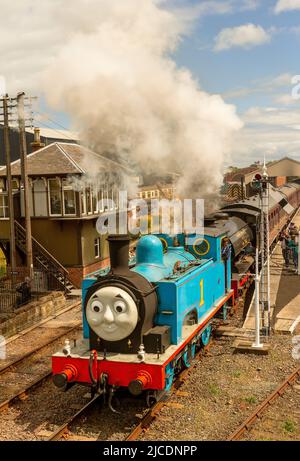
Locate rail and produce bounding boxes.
[227,365,300,441]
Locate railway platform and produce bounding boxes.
[243,214,300,334]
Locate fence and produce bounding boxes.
[0,267,64,314]
[0,252,6,278]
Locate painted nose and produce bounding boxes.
[103,306,114,324]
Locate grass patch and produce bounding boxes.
[208,384,221,396]
[232,371,241,378]
[283,419,296,433]
[245,396,257,405]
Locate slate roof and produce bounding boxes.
[0,142,132,177]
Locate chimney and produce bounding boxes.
[107,234,131,275]
[30,127,45,152]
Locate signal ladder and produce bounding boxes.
[257,171,271,337]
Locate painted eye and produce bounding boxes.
[114,300,127,314]
[91,300,103,313]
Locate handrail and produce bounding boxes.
[14,220,68,275]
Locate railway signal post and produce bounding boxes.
[251,164,272,345]
[253,247,263,349]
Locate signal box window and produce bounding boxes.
[62,180,76,215]
[86,187,92,214]
[48,179,62,216]
[0,194,8,218]
[94,238,100,259]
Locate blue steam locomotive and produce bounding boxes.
[52,230,234,404]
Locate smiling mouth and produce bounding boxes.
[102,324,118,332]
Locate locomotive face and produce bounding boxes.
[86,286,138,342]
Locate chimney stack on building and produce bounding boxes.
[30,127,45,152]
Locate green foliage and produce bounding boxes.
[208,384,221,396]
[245,396,257,404]
[283,419,296,433]
[232,371,241,378]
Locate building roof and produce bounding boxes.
[243,157,300,184]
[26,127,79,141]
[224,166,259,183]
[0,142,132,177]
[0,125,79,166]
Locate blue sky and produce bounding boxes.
[174,0,300,109]
[2,0,300,166]
[161,0,300,165]
[49,0,300,165]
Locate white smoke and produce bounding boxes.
[43,0,242,201]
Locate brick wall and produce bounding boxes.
[83,257,110,278]
[274,176,287,187]
[67,257,110,288]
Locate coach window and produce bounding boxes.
[94,237,101,259]
[62,180,76,216]
[48,178,62,216]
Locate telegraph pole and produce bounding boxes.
[17,92,33,277]
[1,95,16,272]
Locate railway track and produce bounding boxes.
[0,301,82,415]
[126,343,213,441]
[0,323,81,377]
[47,395,101,441]
[227,365,300,441]
[0,300,81,374]
[0,371,51,413]
[45,342,212,442]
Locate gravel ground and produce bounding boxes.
[0,327,82,403]
[1,302,82,368]
[0,302,83,403]
[0,379,89,440]
[61,393,148,441]
[140,331,299,441]
[0,298,299,441]
[241,382,300,441]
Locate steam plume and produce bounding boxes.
[43,0,242,201]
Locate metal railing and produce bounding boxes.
[0,267,64,313]
[14,221,73,292]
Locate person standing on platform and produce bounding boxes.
[288,236,298,272]
[280,232,289,267]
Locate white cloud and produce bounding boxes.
[275,0,300,13]
[0,0,239,95]
[34,0,241,199]
[230,105,300,166]
[273,93,297,105]
[240,0,261,11]
[243,106,300,127]
[214,23,271,51]
[0,76,5,96]
[223,73,294,99]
